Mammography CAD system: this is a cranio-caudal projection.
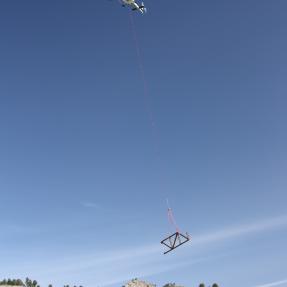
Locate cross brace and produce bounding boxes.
[160,232,190,254]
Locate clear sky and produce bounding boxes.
[0,1,287,287]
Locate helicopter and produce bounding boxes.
[120,0,147,14]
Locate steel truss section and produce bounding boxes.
[160,232,190,254]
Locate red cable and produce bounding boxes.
[167,208,180,233]
[129,13,181,235]
[128,13,166,186]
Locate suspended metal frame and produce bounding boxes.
[160,231,190,254]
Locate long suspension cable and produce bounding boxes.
[128,12,181,234]
[128,13,159,153]
[128,12,165,179]
[166,198,180,233]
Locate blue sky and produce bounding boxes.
[0,0,287,286]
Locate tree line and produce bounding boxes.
[0,278,83,287]
[1,278,219,287]
[163,283,219,287]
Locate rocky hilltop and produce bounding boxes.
[123,279,183,287]
[123,279,156,287]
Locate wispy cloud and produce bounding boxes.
[19,214,287,287]
[254,279,287,287]
[0,223,40,239]
[94,254,224,287]
[193,214,287,246]
[80,201,100,208]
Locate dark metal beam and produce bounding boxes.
[161,231,191,254]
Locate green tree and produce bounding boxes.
[0,279,24,286]
[16,279,24,286]
[163,284,176,287]
[212,284,219,287]
[25,278,40,287]
[199,284,205,287]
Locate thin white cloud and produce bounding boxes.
[193,214,287,246]
[80,201,100,208]
[0,223,39,239]
[254,279,287,287]
[17,214,287,287]
[96,254,221,287]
